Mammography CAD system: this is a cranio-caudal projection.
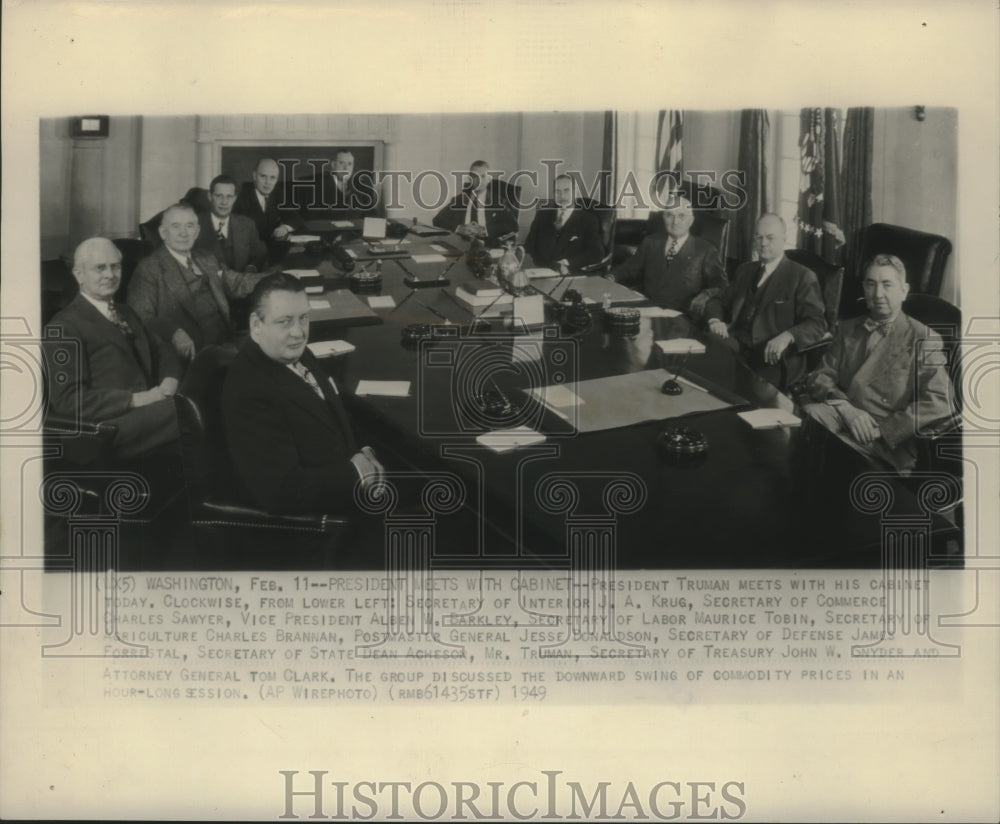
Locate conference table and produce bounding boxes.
[270,220,961,570]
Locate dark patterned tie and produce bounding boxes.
[185,255,200,278]
[664,238,679,266]
[107,302,134,340]
[863,317,893,355]
[554,208,566,230]
[751,263,767,294]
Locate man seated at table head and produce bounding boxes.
[798,253,955,473]
[221,272,384,515]
[45,237,180,458]
[303,149,382,219]
[609,194,727,317]
[432,159,519,245]
[128,202,265,362]
[232,157,299,242]
[193,174,268,273]
[524,173,604,273]
[704,213,827,388]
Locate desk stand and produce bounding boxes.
[41,471,151,657]
[354,472,466,659]
[850,472,962,658]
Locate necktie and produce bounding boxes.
[751,263,767,294]
[664,238,679,266]
[217,220,227,241]
[555,208,566,230]
[293,361,326,400]
[106,302,134,340]
[185,255,200,278]
[863,317,893,356]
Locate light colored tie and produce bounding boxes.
[217,220,227,241]
[863,317,892,356]
[293,361,326,400]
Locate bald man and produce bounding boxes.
[609,195,727,315]
[705,213,827,388]
[233,157,300,243]
[44,238,180,458]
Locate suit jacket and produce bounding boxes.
[44,294,180,456]
[524,203,604,270]
[127,245,261,350]
[221,340,359,515]
[233,182,302,241]
[432,180,519,244]
[708,256,828,383]
[804,312,954,470]
[195,212,268,272]
[610,234,727,314]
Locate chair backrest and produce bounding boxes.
[611,212,730,269]
[902,293,963,412]
[575,197,616,258]
[139,211,164,245]
[689,213,730,264]
[182,187,211,215]
[173,345,238,510]
[858,222,952,297]
[784,248,845,334]
[111,238,153,301]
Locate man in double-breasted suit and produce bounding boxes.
[705,214,828,388]
[432,160,519,246]
[524,174,605,271]
[45,238,180,458]
[232,157,300,244]
[194,174,268,273]
[800,253,954,473]
[221,273,384,515]
[609,195,727,315]
[128,202,264,361]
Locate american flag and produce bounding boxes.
[656,109,684,178]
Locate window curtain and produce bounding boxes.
[732,109,769,261]
[796,107,845,263]
[601,110,617,206]
[840,107,874,279]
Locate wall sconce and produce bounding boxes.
[914,106,926,122]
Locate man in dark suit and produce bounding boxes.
[705,213,827,388]
[295,150,382,220]
[609,195,727,315]
[128,202,264,362]
[194,174,268,272]
[221,273,384,515]
[432,160,519,246]
[44,238,180,458]
[799,254,954,473]
[232,157,300,243]
[524,174,604,271]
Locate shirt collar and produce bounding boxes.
[666,233,688,249]
[166,247,193,269]
[80,291,113,319]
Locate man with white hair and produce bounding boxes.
[609,194,727,315]
[44,237,180,458]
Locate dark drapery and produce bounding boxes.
[654,110,683,199]
[732,109,769,261]
[840,106,874,279]
[601,110,616,205]
[796,107,845,263]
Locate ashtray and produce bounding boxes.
[604,306,641,336]
[401,323,433,347]
[350,270,383,294]
[656,427,708,461]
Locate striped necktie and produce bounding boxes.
[292,361,326,400]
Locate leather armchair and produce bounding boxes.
[173,346,351,556]
[784,248,845,370]
[576,197,616,274]
[858,222,952,297]
[611,211,729,271]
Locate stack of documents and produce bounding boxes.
[655,338,706,354]
[307,340,356,358]
[475,426,547,453]
[737,409,802,429]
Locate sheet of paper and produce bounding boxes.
[308,299,330,309]
[367,295,396,309]
[533,384,583,408]
[306,340,356,357]
[362,217,387,238]
[522,267,560,279]
[475,426,547,453]
[737,408,802,429]
[345,248,357,259]
[331,220,354,228]
[655,338,706,354]
[639,306,682,318]
[429,243,447,252]
[487,248,504,259]
[354,380,411,397]
[288,234,321,243]
[512,294,545,327]
[282,268,321,278]
[410,253,447,264]
[304,285,324,294]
